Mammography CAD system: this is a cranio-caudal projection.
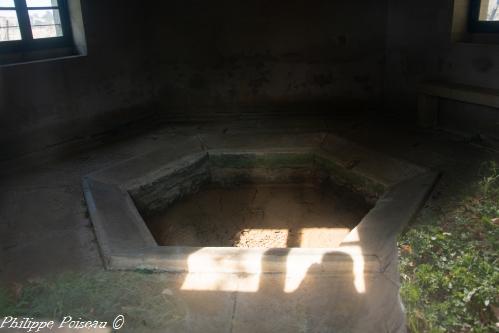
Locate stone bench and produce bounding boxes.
[418,81,499,127]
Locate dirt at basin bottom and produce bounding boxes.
[145,183,374,248]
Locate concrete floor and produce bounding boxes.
[1,116,497,332]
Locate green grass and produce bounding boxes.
[399,162,499,332]
[0,271,187,332]
[1,162,497,332]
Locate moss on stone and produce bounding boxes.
[209,152,315,169]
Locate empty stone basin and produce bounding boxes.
[82,133,438,332]
[83,133,437,274]
[143,181,373,249]
[130,149,378,252]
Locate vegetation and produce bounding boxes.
[1,162,497,332]
[399,162,499,332]
[0,271,186,332]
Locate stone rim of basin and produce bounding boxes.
[82,132,439,276]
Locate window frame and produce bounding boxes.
[469,0,499,33]
[0,0,73,53]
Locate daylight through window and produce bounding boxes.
[469,0,499,32]
[0,0,72,51]
[478,0,499,21]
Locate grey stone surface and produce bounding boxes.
[83,137,433,271]
[2,0,387,160]
[82,179,156,261]
[108,247,381,274]
[348,171,440,264]
[199,132,327,151]
[87,139,205,188]
[385,0,499,142]
[80,131,437,333]
[128,153,210,216]
[2,120,495,332]
[320,134,426,187]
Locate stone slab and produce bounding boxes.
[82,131,439,333]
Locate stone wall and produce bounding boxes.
[147,0,388,120]
[384,0,499,142]
[0,0,157,160]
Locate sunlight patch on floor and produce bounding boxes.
[340,229,365,294]
[180,228,366,294]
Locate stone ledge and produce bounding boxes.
[82,132,438,274]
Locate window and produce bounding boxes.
[470,0,499,32]
[0,0,72,53]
